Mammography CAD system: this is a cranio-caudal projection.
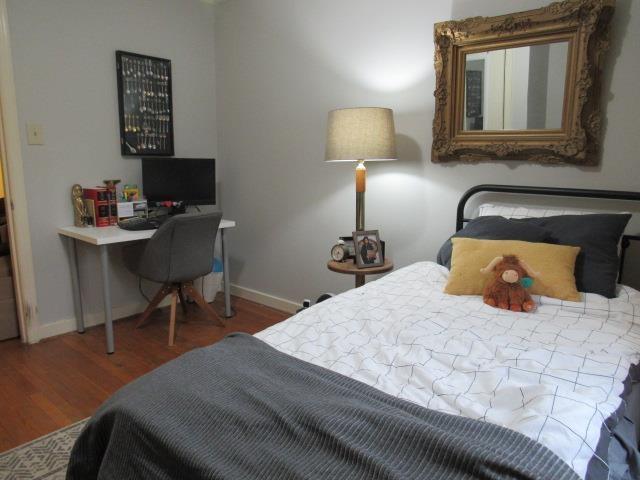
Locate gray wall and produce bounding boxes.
[7,0,218,326]
[215,0,640,305]
[6,0,639,328]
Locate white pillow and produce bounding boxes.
[477,202,592,219]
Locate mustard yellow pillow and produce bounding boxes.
[445,238,581,301]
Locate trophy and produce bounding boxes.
[71,184,88,227]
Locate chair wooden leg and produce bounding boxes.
[177,287,188,315]
[168,287,178,346]
[182,283,225,327]
[136,284,172,329]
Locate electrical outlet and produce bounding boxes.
[26,123,44,145]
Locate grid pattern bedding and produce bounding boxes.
[256,261,640,478]
[67,333,579,480]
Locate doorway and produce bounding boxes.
[0,0,40,343]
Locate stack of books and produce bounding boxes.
[83,187,117,227]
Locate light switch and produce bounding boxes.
[26,123,44,145]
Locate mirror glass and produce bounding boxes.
[463,41,568,131]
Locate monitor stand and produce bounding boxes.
[168,202,186,216]
[149,201,186,217]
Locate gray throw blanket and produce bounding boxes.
[67,333,579,480]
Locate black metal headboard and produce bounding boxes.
[456,184,640,280]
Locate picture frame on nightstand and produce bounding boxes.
[340,235,385,261]
[353,230,384,268]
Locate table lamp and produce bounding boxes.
[325,107,397,231]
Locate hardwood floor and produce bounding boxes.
[0,294,289,452]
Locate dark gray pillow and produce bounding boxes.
[437,216,553,269]
[520,214,631,298]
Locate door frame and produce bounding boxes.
[0,0,40,343]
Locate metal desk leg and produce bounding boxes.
[99,244,115,354]
[221,228,233,318]
[67,237,85,333]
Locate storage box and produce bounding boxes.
[0,223,7,244]
[0,298,18,340]
[0,275,15,301]
[0,256,11,277]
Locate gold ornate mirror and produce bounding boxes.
[431,0,615,164]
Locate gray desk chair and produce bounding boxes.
[123,212,224,346]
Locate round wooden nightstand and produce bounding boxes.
[327,259,393,288]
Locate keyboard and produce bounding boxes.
[118,215,168,231]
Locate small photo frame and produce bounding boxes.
[353,230,383,268]
[341,235,385,261]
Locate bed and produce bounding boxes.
[67,185,640,480]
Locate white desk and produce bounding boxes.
[58,219,236,354]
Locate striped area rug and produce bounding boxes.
[0,419,86,480]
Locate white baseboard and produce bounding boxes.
[230,284,299,314]
[34,285,298,342]
[34,297,172,342]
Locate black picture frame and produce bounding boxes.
[116,50,174,157]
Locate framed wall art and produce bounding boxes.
[431,0,615,164]
[116,50,174,156]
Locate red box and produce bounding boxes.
[83,188,116,227]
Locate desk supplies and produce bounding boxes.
[122,184,140,201]
[118,215,166,231]
[117,200,148,220]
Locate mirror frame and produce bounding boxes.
[431,0,615,165]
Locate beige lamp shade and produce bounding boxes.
[325,107,397,162]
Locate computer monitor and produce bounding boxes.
[142,157,216,205]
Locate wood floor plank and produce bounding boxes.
[0,294,289,451]
[29,392,73,428]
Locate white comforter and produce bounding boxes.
[256,261,640,478]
